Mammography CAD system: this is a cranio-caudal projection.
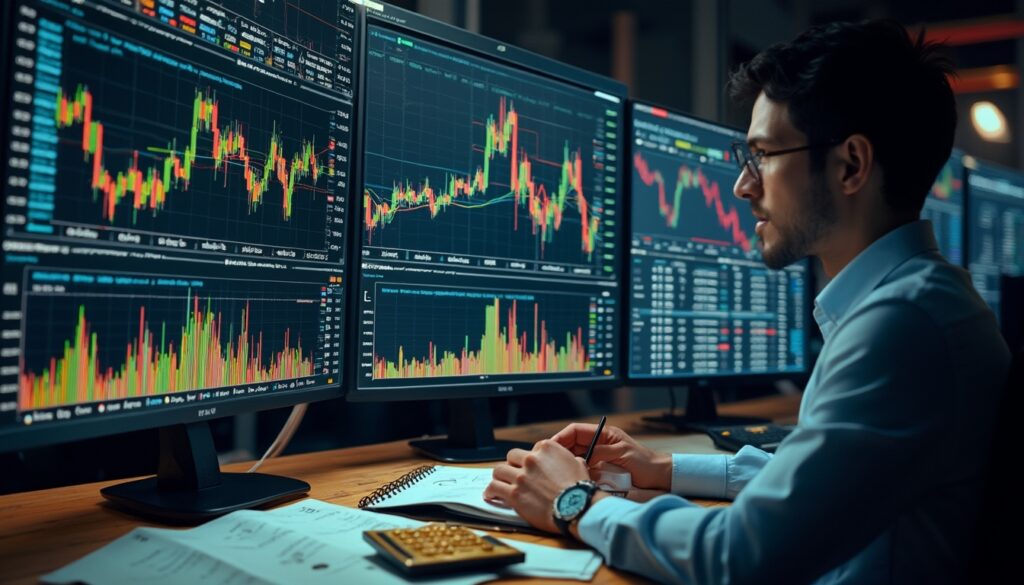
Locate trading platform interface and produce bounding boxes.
[355,23,622,394]
[0,0,355,432]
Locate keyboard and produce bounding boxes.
[706,423,794,453]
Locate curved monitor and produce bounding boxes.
[627,102,811,384]
[0,0,355,519]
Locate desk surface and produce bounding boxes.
[0,394,800,584]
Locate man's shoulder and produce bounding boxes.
[825,253,1001,360]
[855,253,990,330]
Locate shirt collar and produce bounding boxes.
[813,220,939,340]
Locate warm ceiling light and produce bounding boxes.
[970,101,1011,143]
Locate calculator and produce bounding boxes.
[363,523,525,576]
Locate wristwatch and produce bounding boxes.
[552,480,599,537]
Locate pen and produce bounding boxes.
[443,520,548,536]
[583,415,607,464]
[443,520,520,533]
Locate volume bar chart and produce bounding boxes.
[371,286,593,380]
[19,271,333,409]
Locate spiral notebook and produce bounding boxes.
[358,465,530,528]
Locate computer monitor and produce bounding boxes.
[0,0,355,521]
[348,3,625,462]
[627,102,811,430]
[922,149,965,266]
[967,160,1024,322]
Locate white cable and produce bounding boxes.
[247,403,308,473]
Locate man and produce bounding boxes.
[484,20,1011,584]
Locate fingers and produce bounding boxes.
[486,462,520,504]
[552,423,629,457]
[534,438,567,452]
[587,443,627,464]
[483,478,513,504]
[551,423,606,454]
[491,462,519,485]
[506,448,530,467]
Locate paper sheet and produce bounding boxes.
[42,499,600,584]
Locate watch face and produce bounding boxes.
[556,487,588,518]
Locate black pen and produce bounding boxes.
[584,415,607,463]
[443,520,520,534]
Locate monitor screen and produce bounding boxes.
[0,0,354,451]
[351,6,624,400]
[922,150,965,266]
[967,160,1024,321]
[628,103,809,380]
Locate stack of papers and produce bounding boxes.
[42,499,602,584]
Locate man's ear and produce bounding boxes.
[834,134,874,196]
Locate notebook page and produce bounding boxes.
[367,465,526,525]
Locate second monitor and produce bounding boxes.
[348,3,625,461]
[628,103,810,429]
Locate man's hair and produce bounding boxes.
[728,20,957,216]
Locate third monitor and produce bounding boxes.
[628,103,811,429]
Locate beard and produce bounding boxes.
[760,173,837,270]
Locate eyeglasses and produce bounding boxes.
[731,139,843,184]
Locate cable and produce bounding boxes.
[247,403,308,473]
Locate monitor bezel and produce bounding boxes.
[623,99,814,387]
[346,2,628,403]
[0,383,344,453]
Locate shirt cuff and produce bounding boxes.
[577,495,642,559]
[670,453,729,499]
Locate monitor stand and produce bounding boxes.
[643,383,769,433]
[409,398,532,463]
[101,422,309,524]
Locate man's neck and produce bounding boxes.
[816,216,916,279]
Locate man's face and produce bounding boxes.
[733,93,838,269]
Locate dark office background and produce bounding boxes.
[4,0,1023,495]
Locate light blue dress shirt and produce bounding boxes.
[579,220,1010,584]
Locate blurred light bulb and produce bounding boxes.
[970,101,1010,143]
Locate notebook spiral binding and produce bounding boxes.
[358,465,436,508]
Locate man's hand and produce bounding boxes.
[483,439,590,534]
[552,423,673,491]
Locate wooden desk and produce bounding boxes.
[0,394,800,584]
